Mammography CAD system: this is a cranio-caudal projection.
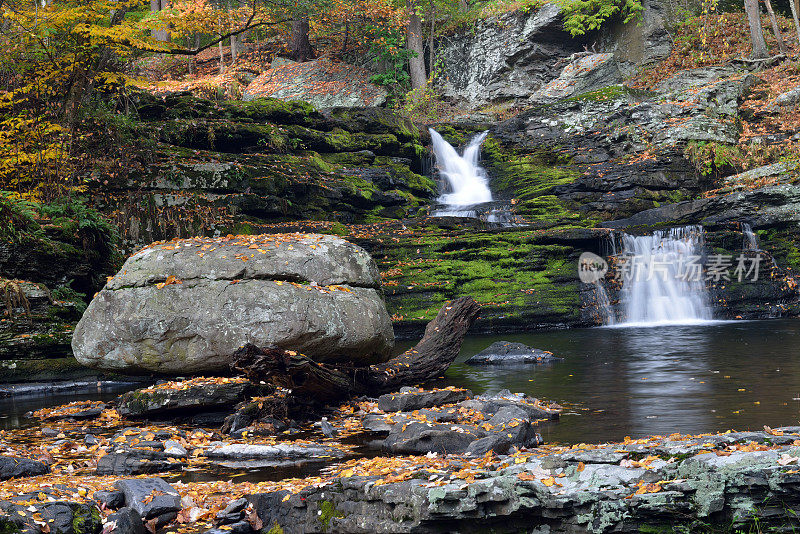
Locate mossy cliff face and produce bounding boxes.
[91,92,434,252]
[244,219,608,336]
[0,197,119,380]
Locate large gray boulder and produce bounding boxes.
[72,233,394,374]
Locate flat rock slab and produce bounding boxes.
[204,443,345,460]
[371,388,559,455]
[72,234,394,374]
[377,387,471,412]
[0,494,102,534]
[0,456,49,480]
[249,430,800,533]
[97,449,187,476]
[116,378,249,417]
[115,478,180,520]
[465,341,562,365]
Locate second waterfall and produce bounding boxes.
[614,226,714,326]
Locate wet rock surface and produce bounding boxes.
[252,427,800,533]
[0,489,102,534]
[114,478,180,521]
[116,378,250,418]
[370,388,560,455]
[465,341,563,365]
[0,456,49,480]
[377,387,471,412]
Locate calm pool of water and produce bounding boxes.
[439,318,800,444]
[3,319,800,447]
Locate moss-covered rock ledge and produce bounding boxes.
[253,428,800,533]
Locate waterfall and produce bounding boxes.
[429,129,493,211]
[742,223,759,251]
[616,226,714,326]
[594,282,616,326]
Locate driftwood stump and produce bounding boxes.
[231,296,480,405]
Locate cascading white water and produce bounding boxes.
[742,223,759,251]
[593,282,616,326]
[616,226,714,326]
[429,128,493,211]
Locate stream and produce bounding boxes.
[441,318,800,444]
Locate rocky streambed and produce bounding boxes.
[2,377,800,534]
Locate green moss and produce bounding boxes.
[318,501,344,532]
[72,505,100,534]
[222,98,317,124]
[265,524,285,534]
[480,138,586,226]
[0,519,20,534]
[370,225,582,324]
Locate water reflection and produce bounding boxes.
[440,319,800,444]
[622,326,711,437]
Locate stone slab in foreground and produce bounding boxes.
[72,233,394,374]
[249,427,800,533]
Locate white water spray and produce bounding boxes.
[429,128,493,209]
[742,223,759,251]
[615,226,714,326]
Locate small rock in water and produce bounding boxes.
[465,341,562,365]
[377,387,471,412]
[84,433,99,446]
[41,427,58,437]
[320,417,338,438]
[163,439,188,457]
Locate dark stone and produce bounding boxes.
[96,449,186,476]
[220,498,248,516]
[116,381,250,418]
[94,490,125,510]
[0,496,102,534]
[114,478,181,520]
[107,507,146,534]
[42,428,58,437]
[84,434,100,446]
[377,387,472,412]
[0,456,49,480]
[465,341,563,365]
[203,522,254,534]
[383,422,483,454]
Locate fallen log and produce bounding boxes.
[231,296,480,405]
[363,296,481,392]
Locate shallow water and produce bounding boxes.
[3,319,800,448]
[0,385,137,430]
[441,318,800,445]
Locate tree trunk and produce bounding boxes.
[763,0,787,54]
[407,0,426,90]
[151,0,171,42]
[218,17,225,74]
[789,0,800,47]
[289,18,314,62]
[364,296,481,392]
[231,297,481,405]
[744,0,770,58]
[428,0,435,77]
[228,0,237,64]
